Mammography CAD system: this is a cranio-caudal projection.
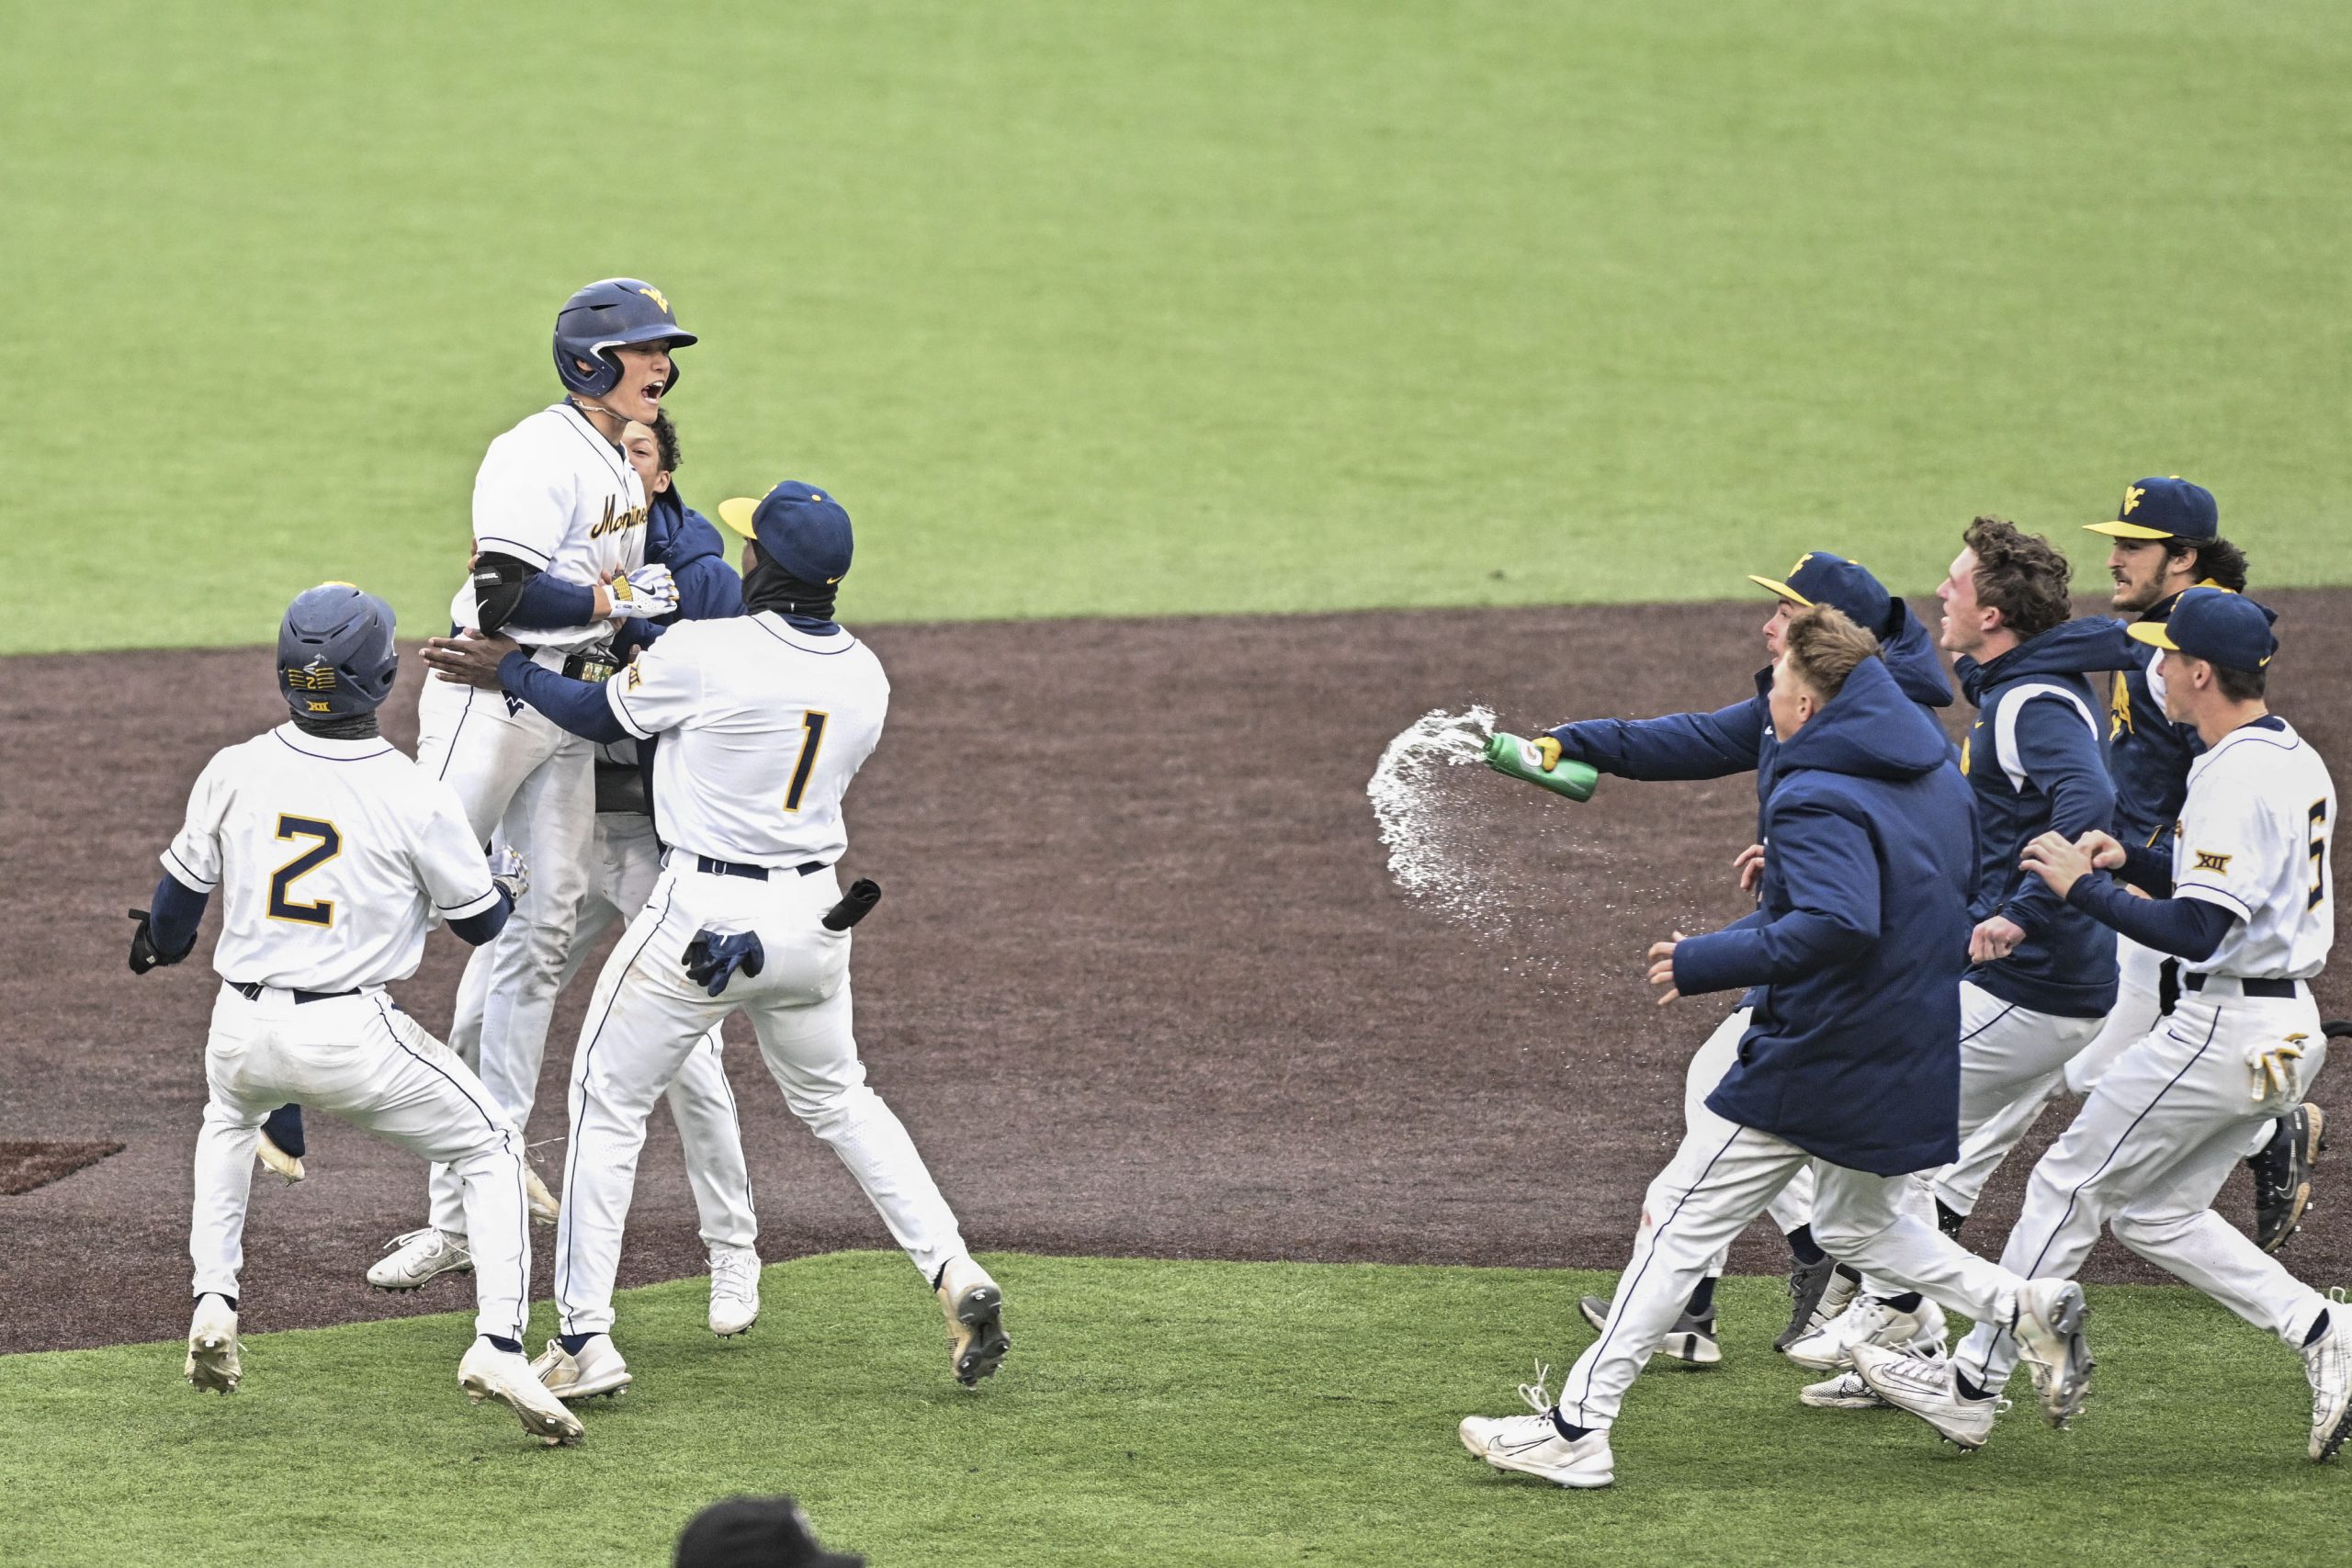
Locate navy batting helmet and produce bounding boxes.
[553,278,696,398]
[278,583,399,719]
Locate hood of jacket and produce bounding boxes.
[1773,653,1952,783]
[1958,618,2123,705]
[648,487,727,572]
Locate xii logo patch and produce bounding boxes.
[2193,850,2233,874]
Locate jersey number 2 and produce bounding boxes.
[268,816,342,926]
[2311,800,2330,911]
[785,712,829,814]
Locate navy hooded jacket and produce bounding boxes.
[1676,654,1976,1176]
[2026,597,2206,853]
[1546,598,1952,787]
[1953,620,2120,1018]
[650,486,744,622]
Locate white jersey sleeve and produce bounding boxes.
[162,749,237,892]
[470,423,571,570]
[608,636,703,740]
[408,780,503,923]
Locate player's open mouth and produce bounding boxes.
[642,381,665,401]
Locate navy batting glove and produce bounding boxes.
[127,908,173,975]
[683,930,765,997]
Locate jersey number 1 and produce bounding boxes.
[2311,800,2330,911]
[785,712,829,814]
[268,816,342,926]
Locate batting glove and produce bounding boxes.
[607,563,680,620]
[2250,1035,2311,1105]
[488,845,530,905]
[684,929,765,997]
[126,907,187,975]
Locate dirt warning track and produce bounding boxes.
[3,594,2346,1354]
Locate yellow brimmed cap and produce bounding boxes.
[1746,574,1812,607]
[2086,477,2218,543]
[715,497,761,540]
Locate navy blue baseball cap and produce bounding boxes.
[716,481,854,585]
[2128,585,2277,671]
[1747,551,1894,637]
[2086,477,2219,544]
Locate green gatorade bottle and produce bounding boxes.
[1484,732,1600,802]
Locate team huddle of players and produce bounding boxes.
[1459,488,2346,1489]
[130,279,1007,1446]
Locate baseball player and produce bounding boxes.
[420,479,1010,1404]
[130,584,581,1447]
[1930,481,2322,1250]
[1536,552,1955,1363]
[371,278,691,1292]
[1858,589,2348,1462]
[1459,606,2091,1489]
[447,412,769,1337]
[1781,517,2120,1382]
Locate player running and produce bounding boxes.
[129,584,581,1447]
[370,278,691,1292]
[1459,606,2092,1490]
[1859,589,2348,1462]
[1534,552,1954,1362]
[421,479,1010,1404]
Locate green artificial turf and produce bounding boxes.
[3,1252,2342,1566]
[6,1,2348,652]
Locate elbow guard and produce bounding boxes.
[470,552,537,636]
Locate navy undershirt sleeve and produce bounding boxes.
[148,871,209,960]
[447,886,513,947]
[2063,874,2234,962]
[498,652,629,744]
[504,571,600,632]
[2117,840,2175,897]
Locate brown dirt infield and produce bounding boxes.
[3,595,2346,1355]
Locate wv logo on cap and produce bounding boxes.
[637,286,669,314]
[2121,484,2146,515]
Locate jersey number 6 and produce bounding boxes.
[785,711,829,814]
[2311,800,2330,911]
[268,816,342,927]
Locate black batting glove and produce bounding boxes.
[127,908,176,975]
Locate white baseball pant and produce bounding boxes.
[1932,943,2273,1221]
[1952,985,2332,1393]
[1683,1006,1815,1278]
[553,862,967,1336]
[1557,1098,2028,1432]
[415,672,594,1230]
[190,985,531,1341]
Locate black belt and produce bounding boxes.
[694,855,824,881]
[229,982,360,1005]
[2185,974,2301,999]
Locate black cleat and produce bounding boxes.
[2251,1103,2327,1255]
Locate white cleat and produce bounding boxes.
[708,1247,762,1338]
[365,1228,472,1292]
[1458,1368,1614,1488]
[531,1334,632,1402]
[255,1134,305,1185]
[2303,1314,2349,1462]
[936,1257,1011,1387]
[1783,1294,1946,1372]
[1851,1344,2005,1450]
[1801,1368,1890,1409]
[525,1168,560,1227]
[459,1338,583,1447]
[2009,1280,2094,1427]
[184,1295,241,1394]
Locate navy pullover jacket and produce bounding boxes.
[1954,620,2120,1018]
[1545,599,1953,787]
[2033,594,2206,853]
[1674,655,1977,1176]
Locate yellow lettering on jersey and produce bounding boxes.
[587,496,650,541]
[1959,731,1972,777]
[2193,850,2233,874]
[2121,483,2146,515]
[2107,671,2132,739]
[626,663,643,691]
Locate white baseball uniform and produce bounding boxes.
[1955,715,2337,1393]
[170,724,534,1340]
[447,743,758,1255]
[414,401,649,1241]
[553,613,973,1336]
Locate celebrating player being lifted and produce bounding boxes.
[1859,588,2348,1462]
[423,479,1010,1406]
[130,584,581,1448]
[372,278,693,1293]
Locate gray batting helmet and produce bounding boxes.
[278,582,399,719]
